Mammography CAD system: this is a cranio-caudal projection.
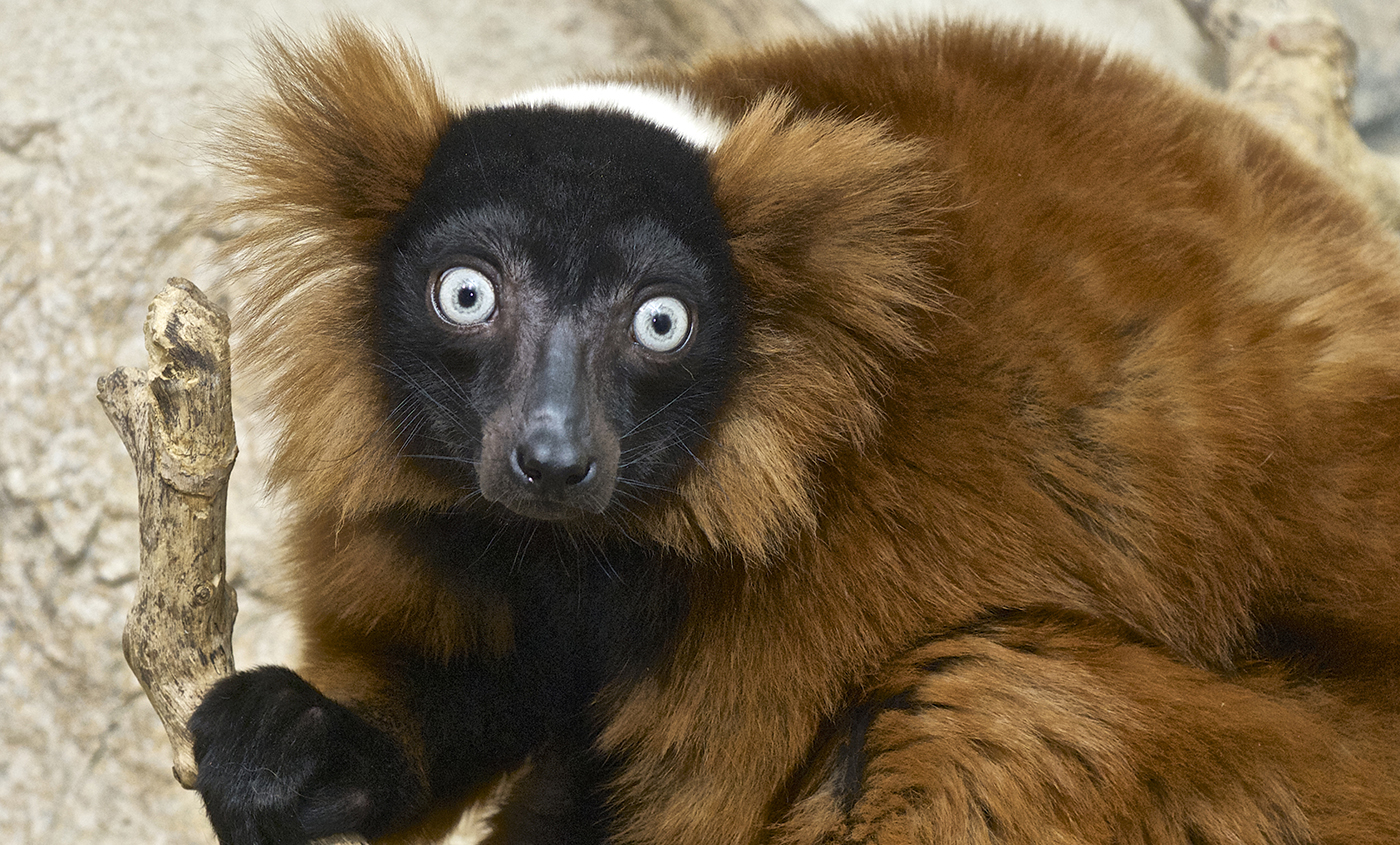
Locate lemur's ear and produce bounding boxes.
[218,18,451,249]
[638,95,957,559]
[213,19,460,516]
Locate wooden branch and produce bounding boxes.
[98,279,367,845]
[1180,0,1400,227]
[99,277,239,790]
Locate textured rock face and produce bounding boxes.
[0,1,1394,843]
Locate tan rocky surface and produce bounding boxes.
[1,1,1394,842]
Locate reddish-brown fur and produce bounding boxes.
[218,19,1400,844]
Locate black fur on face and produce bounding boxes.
[375,105,744,524]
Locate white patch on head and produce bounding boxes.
[498,82,728,152]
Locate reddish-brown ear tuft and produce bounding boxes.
[638,96,958,560]
[213,19,460,517]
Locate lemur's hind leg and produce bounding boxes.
[778,615,1400,845]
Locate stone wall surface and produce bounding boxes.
[0,1,1395,842]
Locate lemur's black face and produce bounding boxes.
[376,105,742,522]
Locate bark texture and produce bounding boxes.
[97,278,239,791]
[1183,0,1400,225]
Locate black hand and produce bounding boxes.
[189,666,421,845]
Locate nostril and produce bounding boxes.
[514,442,593,490]
[514,446,543,483]
[564,462,595,487]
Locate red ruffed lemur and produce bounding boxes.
[188,17,1400,845]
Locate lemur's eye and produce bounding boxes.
[434,266,497,326]
[632,296,691,353]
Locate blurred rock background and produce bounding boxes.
[1,0,1395,842]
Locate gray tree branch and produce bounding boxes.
[1181,0,1400,227]
[98,277,239,791]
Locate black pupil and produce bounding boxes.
[457,286,477,310]
[652,313,672,336]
